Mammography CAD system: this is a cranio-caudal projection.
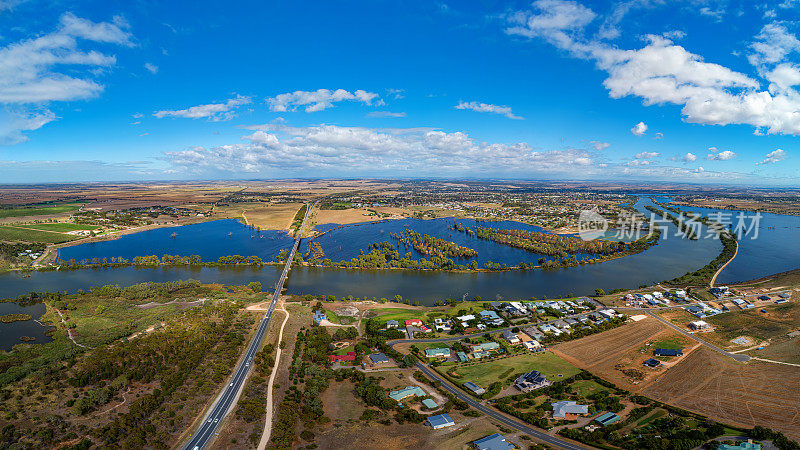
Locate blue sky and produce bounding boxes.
[1,0,799,185]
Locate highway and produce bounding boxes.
[183,203,314,450]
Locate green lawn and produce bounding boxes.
[651,335,691,350]
[0,204,82,219]
[570,380,609,398]
[22,223,98,232]
[370,307,429,325]
[448,351,581,387]
[0,226,76,244]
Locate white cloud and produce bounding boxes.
[455,101,523,119]
[707,146,719,153]
[635,151,659,159]
[707,150,737,160]
[0,13,131,144]
[387,88,405,99]
[266,89,381,113]
[630,121,647,136]
[683,152,697,162]
[757,148,787,164]
[504,1,800,135]
[454,100,520,118]
[662,30,686,40]
[654,132,664,139]
[144,63,158,74]
[698,7,724,21]
[367,111,407,118]
[589,141,609,150]
[153,95,251,121]
[132,113,143,119]
[161,124,594,175]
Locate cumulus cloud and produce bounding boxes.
[630,121,647,136]
[683,152,697,162]
[153,95,251,121]
[367,111,406,118]
[757,148,787,164]
[161,124,593,175]
[504,1,800,135]
[635,151,659,159]
[455,101,523,119]
[589,141,609,150]
[144,63,158,74]
[0,12,132,144]
[266,89,381,113]
[707,150,737,160]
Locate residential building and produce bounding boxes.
[551,400,589,419]
[456,314,476,322]
[514,370,550,392]
[369,353,389,364]
[718,441,761,450]
[523,340,544,352]
[463,381,486,395]
[470,342,501,353]
[434,318,452,332]
[386,319,399,329]
[689,320,711,330]
[643,358,662,368]
[427,413,455,429]
[405,319,423,327]
[502,330,520,344]
[425,347,451,359]
[389,386,426,402]
[595,412,620,426]
[472,433,514,450]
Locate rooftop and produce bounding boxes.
[473,433,514,450]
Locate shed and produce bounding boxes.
[472,433,514,450]
[594,412,620,426]
[422,399,438,409]
[463,381,486,395]
[643,358,662,368]
[427,413,455,429]
[653,348,683,357]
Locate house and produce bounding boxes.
[425,347,451,359]
[422,399,438,409]
[389,386,426,402]
[419,325,432,333]
[654,348,683,357]
[470,342,501,353]
[689,320,711,331]
[313,310,327,325]
[564,318,579,327]
[472,433,514,450]
[427,413,455,430]
[514,370,550,392]
[718,441,761,450]
[463,381,486,395]
[330,351,356,363]
[479,310,504,326]
[369,353,389,364]
[643,358,662,368]
[434,318,452,332]
[523,340,544,352]
[551,400,589,419]
[405,319,423,327]
[594,412,620,426]
[502,330,520,344]
[553,319,570,330]
[386,319,399,329]
[457,314,476,324]
[598,309,617,319]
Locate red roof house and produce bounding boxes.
[405,319,423,327]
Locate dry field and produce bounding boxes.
[551,318,699,391]
[642,346,800,438]
[214,202,304,231]
[314,206,411,225]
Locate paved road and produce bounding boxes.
[183,203,314,450]
[413,363,588,450]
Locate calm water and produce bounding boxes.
[1,196,798,347]
[310,217,594,266]
[0,302,53,352]
[58,219,294,264]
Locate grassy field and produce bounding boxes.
[650,335,692,350]
[0,204,82,219]
[216,202,303,231]
[706,302,800,342]
[20,223,98,232]
[569,379,610,397]
[448,351,581,387]
[370,307,431,325]
[0,226,77,243]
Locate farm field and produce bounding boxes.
[746,335,800,364]
[551,318,692,391]
[19,223,99,232]
[642,346,800,439]
[703,301,800,352]
[217,202,304,231]
[0,203,82,219]
[446,351,580,388]
[314,206,411,226]
[0,225,77,244]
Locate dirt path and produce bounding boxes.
[406,373,447,405]
[751,357,800,367]
[257,306,290,450]
[710,239,738,288]
[55,309,88,348]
